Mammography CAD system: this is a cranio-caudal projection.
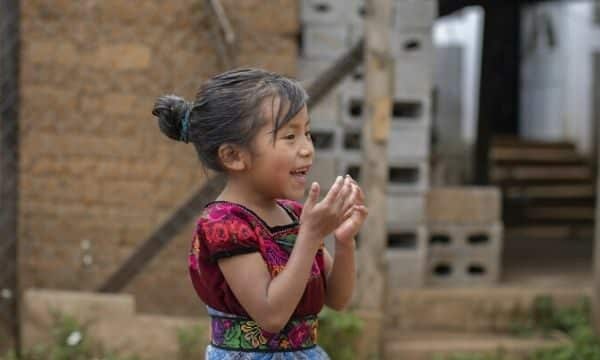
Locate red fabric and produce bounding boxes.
[188,199,326,318]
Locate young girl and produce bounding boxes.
[152,68,368,359]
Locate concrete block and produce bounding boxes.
[297,58,331,82]
[347,0,367,25]
[337,156,429,194]
[426,187,502,225]
[341,123,430,158]
[341,91,432,128]
[428,223,503,257]
[388,157,430,194]
[311,124,342,154]
[306,82,342,126]
[389,123,431,158]
[386,224,428,288]
[426,223,503,287]
[303,24,350,59]
[391,95,432,127]
[387,193,426,226]
[307,155,338,190]
[301,0,347,24]
[392,29,434,63]
[427,251,501,287]
[394,0,437,31]
[394,56,434,98]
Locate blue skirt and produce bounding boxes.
[206,344,330,359]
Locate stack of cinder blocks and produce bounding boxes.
[299,0,436,288]
[426,188,503,286]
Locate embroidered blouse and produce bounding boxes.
[188,199,327,318]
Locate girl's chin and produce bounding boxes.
[284,187,306,201]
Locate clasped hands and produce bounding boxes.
[300,175,368,248]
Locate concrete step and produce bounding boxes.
[503,184,595,200]
[491,165,592,184]
[504,225,594,240]
[490,147,583,165]
[514,206,595,222]
[492,137,575,150]
[386,287,589,333]
[384,331,569,360]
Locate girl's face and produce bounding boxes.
[246,102,314,201]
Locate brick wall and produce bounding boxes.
[19,0,299,316]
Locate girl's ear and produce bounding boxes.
[218,143,249,172]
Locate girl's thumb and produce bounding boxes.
[305,182,320,208]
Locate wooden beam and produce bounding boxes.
[98,174,226,293]
[305,38,364,108]
[203,0,236,69]
[354,0,393,358]
[0,0,20,353]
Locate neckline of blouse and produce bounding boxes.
[206,199,300,234]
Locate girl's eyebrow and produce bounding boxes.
[286,119,311,129]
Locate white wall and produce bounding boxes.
[521,0,600,154]
[433,6,484,147]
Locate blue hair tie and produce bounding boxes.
[180,106,192,143]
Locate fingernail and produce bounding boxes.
[336,176,343,182]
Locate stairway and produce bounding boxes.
[489,137,596,240]
[383,287,586,359]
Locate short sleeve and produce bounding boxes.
[198,206,260,261]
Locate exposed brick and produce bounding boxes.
[223,0,300,35]
[22,133,146,160]
[24,40,79,66]
[21,85,78,115]
[237,34,298,77]
[19,0,300,317]
[82,44,151,71]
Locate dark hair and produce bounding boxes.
[152,68,308,172]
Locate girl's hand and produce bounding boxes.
[300,176,353,244]
[334,176,368,246]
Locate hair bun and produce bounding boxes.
[152,94,191,142]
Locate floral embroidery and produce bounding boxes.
[209,221,230,244]
[211,316,317,351]
[188,234,201,271]
[241,322,267,348]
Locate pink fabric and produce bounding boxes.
[188,199,326,318]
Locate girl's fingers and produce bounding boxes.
[341,184,358,214]
[304,182,320,211]
[342,204,354,221]
[334,176,353,213]
[354,205,369,220]
[322,176,344,206]
[346,175,365,205]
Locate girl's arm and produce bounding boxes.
[324,177,367,310]
[323,241,355,310]
[218,178,352,333]
[218,228,322,333]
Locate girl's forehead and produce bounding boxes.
[260,97,309,127]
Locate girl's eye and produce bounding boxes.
[284,134,295,140]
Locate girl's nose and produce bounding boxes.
[299,142,314,158]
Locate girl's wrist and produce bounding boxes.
[334,235,356,252]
